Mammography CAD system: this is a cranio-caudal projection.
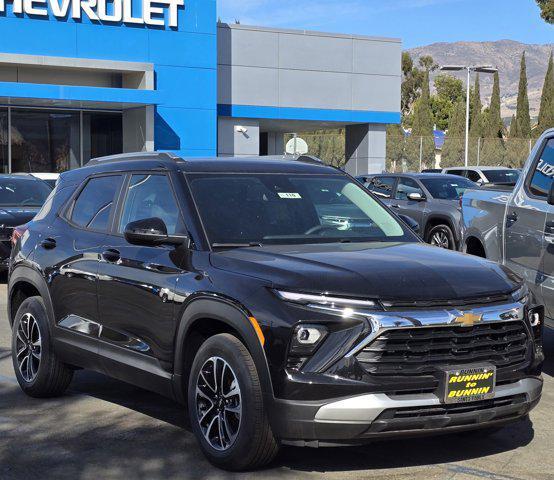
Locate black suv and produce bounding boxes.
[8,153,544,471]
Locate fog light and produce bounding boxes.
[290,324,328,357]
[530,312,541,328]
[297,327,323,345]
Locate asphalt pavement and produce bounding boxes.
[1,282,553,480]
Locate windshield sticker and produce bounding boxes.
[537,159,554,178]
[278,192,302,199]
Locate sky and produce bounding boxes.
[217,0,553,49]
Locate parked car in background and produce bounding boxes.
[363,173,477,250]
[443,166,520,185]
[461,128,554,328]
[29,173,60,188]
[0,174,52,269]
[7,153,544,470]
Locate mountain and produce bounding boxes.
[407,40,553,120]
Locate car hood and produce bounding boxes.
[0,207,40,227]
[210,242,520,302]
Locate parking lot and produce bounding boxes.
[0,283,553,480]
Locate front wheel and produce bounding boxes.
[427,224,456,250]
[188,333,279,471]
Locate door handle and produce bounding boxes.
[506,211,518,227]
[391,204,401,209]
[102,249,121,263]
[40,237,57,250]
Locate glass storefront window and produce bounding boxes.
[0,109,7,173]
[83,112,123,164]
[11,109,81,173]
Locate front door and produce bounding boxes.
[505,138,553,308]
[96,173,196,392]
[544,204,554,322]
[392,177,426,226]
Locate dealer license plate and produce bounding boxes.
[444,366,496,404]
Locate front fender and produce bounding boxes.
[172,295,274,407]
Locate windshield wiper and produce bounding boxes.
[212,242,263,249]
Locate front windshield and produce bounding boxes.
[421,177,477,200]
[188,174,415,246]
[483,169,520,184]
[0,178,51,207]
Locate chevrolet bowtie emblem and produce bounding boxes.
[454,312,483,326]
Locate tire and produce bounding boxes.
[11,296,73,398]
[188,333,279,471]
[427,224,456,250]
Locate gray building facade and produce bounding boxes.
[217,23,401,174]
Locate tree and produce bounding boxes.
[506,115,529,168]
[441,100,466,168]
[430,74,464,131]
[405,71,436,170]
[401,52,424,118]
[537,52,554,136]
[536,0,554,23]
[469,74,484,138]
[480,72,506,166]
[513,52,532,138]
[485,72,503,139]
[419,55,438,73]
[386,124,405,172]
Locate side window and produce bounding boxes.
[447,169,465,177]
[529,139,554,198]
[119,174,184,235]
[70,175,121,232]
[367,177,395,198]
[466,170,482,183]
[396,178,424,200]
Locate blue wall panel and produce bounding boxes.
[0,0,218,156]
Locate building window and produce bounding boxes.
[10,109,80,173]
[0,109,7,174]
[83,112,123,164]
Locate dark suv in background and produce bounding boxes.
[8,154,543,470]
[361,173,477,250]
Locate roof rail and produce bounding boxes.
[85,151,181,167]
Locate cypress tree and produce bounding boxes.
[486,72,503,138]
[441,100,466,168]
[514,52,531,138]
[406,71,435,170]
[469,73,483,138]
[537,52,554,135]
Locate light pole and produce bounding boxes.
[440,65,498,167]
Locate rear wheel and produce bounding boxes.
[11,296,73,397]
[188,333,279,471]
[427,224,456,250]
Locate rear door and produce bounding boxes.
[505,138,553,308]
[392,177,426,226]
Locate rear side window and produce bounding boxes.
[466,170,482,183]
[446,169,465,177]
[529,139,554,198]
[70,175,121,231]
[367,177,395,198]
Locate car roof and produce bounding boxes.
[444,166,516,171]
[0,173,43,181]
[372,172,469,180]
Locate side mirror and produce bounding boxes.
[549,183,554,206]
[124,218,189,247]
[398,214,420,234]
[407,192,425,202]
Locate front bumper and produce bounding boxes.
[273,376,542,445]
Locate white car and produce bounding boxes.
[442,166,520,185]
[24,173,60,188]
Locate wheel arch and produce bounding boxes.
[172,296,274,407]
[424,214,458,243]
[464,235,487,258]
[8,266,54,329]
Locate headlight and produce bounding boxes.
[511,285,529,304]
[274,290,379,310]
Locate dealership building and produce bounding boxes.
[0,0,401,175]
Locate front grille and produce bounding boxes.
[356,321,529,376]
[381,293,512,309]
